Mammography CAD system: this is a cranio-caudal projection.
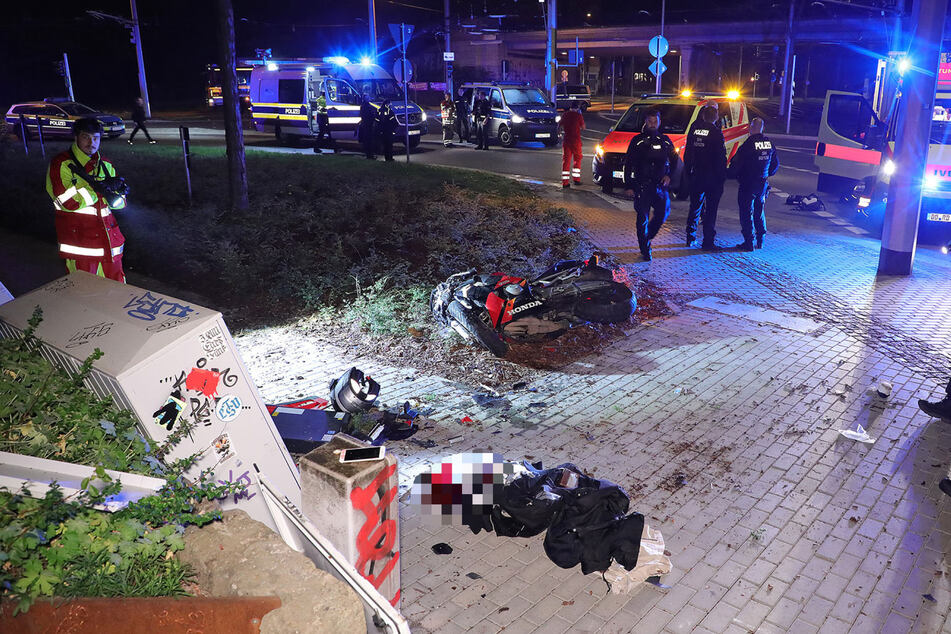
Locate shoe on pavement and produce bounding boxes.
[735,242,755,252]
[686,238,696,248]
[573,180,582,185]
[641,251,652,262]
[127,140,133,145]
[148,139,157,144]
[562,183,571,188]
[755,237,764,249]
[701,242,724,252]
[941,478,951,498]
[919,398,951,421]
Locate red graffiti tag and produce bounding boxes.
[185,367,220,398]
[350,462,400,607]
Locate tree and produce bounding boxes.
[215,0,249,211]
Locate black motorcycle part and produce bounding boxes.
[574,282,635,324]
[448,300,509,357]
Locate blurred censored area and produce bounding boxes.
[411,452,517,525]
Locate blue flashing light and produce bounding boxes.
[360,56,373,66]
[266,62,278,71]
[898,57,911,75]
[323,56,350,66]
[306,66,315,72]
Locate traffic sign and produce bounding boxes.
[388,23,414,51]
[648,35,669,59]
[649,59,667,77]
[393,59,414,83]
[443,52,455,62]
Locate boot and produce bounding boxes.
[735,241,754,252]
[701,242,724,252]
[755,236,764,249]
[918,396,951,421]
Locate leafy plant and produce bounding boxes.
[341,278,432,336]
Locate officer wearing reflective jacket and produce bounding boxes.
[45,117,128,283]
[683,105,726,251]
[727,117,779,251]
[623,109,680,261]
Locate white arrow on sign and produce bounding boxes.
[648,35,669,59]
[649,59,667,77]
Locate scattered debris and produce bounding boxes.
[472,394,511,409]
[645,576,671,589]
[466,572,483,580]
[924,593,937,603]
[528,402,548,408]
[448,435,465,445]
[750,527,766,542]
[409,438,438,449]
[838,425,876,444]
[431,543,453,555]
[877,381,893,398]
[497,607,510,614]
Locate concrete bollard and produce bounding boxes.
[300,434,401,608]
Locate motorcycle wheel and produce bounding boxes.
[575,283,636,324]
[448,300,509,357]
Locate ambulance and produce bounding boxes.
[816,55,951,242]
[248,58,426,146]
[592,91,750,196]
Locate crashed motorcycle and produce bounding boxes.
[430,256,635,357]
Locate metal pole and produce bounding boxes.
[368,0,378,59]
[785,54,796,135]
[738,45,743,89]
[402,24,410,163]
[655,0,665,94]
[63,53,75,101]
[34,116,45,159]
[545,0,557,102]
[130,0,151,118]
[878,0,947,275]
[18,114,29,155]
[779,0,794,116]
[444,0,452,96]
[180,126,193,205]
[611,58,615,113]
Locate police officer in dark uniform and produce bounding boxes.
[623,109,680,261]
[358,93,376,159]
[683,105,727,251]
[473,90,491,150]
[727,117,779,251]
[454,88,471,143]
[376,99,398,161]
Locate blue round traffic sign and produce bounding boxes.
[649,35,669,58]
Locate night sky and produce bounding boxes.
[1,0,909,113]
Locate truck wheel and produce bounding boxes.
[447,301,508,357]
[498,125,515,148]
[575,283,635,324]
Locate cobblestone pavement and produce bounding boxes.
[235,187,951,634]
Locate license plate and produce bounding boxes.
[926,212,951,222]
[408,129,421,135]
[612,170,624,178]
[536,133,551,139]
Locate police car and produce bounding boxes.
[555,83,592,111]
[592,91,750,196]
[4,100,126,139]
[461,82,560,147]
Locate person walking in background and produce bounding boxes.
[623,110,680,261]
[376,99,398,162]
[440,92,456,148]
[683,105,726,251]
[558,102,585,188]
[727,117,779,251]
[127,97,155,145]
[358,93,376,159]
[473,90,491,150]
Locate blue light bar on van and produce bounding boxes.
[360,57,372,66]
[267,62,278,71]
[323,56,350,66]
[306,66,315,72]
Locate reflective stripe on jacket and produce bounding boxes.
[45,142,126,261]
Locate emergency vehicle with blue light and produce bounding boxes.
[248,57,426,146]
[459,82,560,147]
[592,91,750,196]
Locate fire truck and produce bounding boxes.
[815,54,951,243]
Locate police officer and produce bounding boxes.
[473,90,491,150]
[623,109,680,261]
[454,88,471,143]
[727,117,779,251]
[376,99,398,162]
[358,93,376,159]
[313,94,337,153]
[683,105,726,251]
[440,92,456,148]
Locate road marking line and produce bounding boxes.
[813,211,835,218]
[845,226,867,234]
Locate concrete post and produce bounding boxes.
[878,0,948,275]
[368,0,378,60]
[545,0,558,101]
[779,0,794,116]
[129,0,151,119]
[300,434,401,608]
[679,46,693,91]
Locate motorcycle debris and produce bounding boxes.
[480,383,501,397]
[448,435,465,444]
[512,382,528,390]
[472,394,511,409]
[838,424,875,444]
[431,543,453,555]
[528,402,548,408]
[409,438,438,449]
[466,572,483,580]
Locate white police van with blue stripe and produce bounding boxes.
[250,58,426,146]
[461,82,560,148]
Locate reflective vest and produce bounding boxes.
[45,143,126,261]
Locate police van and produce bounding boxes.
[592,91,750,196]
[461,82,560,147]
[249,58,426,146]
[555,83,592,112]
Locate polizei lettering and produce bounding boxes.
[693,128,710,136]
[510,300,542,315]
[754,141,773,150]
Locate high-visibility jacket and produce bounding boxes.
[45,143,126,262]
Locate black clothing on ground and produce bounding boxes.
[728,133,779,245]
[623,130,679,257]
[683,119,727,245]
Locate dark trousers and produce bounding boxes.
[359,123,375,158]
[129,122,152,141]
[686,182,723,244]
[315,114,335,149]
[379,131,394,161]
[738,180,769,244]
[634,186,670,254]
[475,119,489,149]
[455,115,470,142]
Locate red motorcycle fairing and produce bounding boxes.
[485,274,527,328]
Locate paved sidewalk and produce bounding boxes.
[235,187,951,634]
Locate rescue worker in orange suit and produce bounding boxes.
[727,117,779,251]
[45,117,128,282]
[683,105,726,251]
[623,110,680,261]
[558,101,585,187]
